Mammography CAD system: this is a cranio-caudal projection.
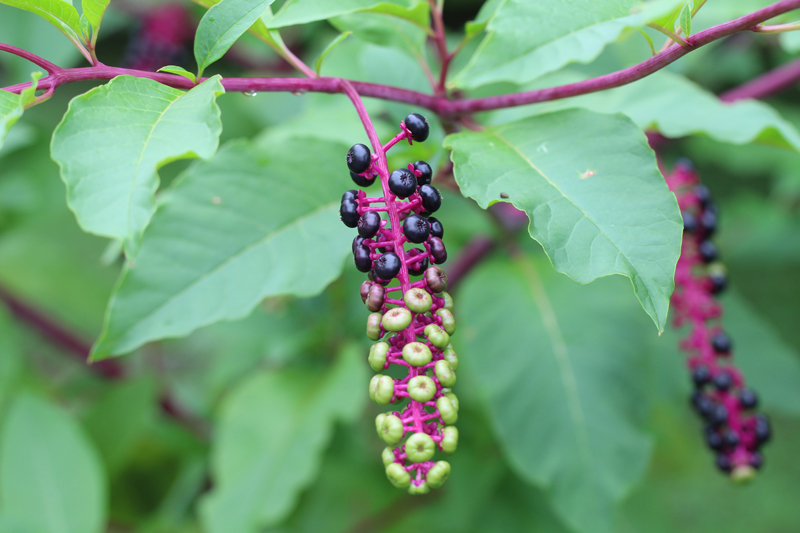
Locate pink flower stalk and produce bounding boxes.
[666,161,770,481]
[339,112,457,494]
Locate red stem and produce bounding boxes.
[720,56,800,101]
[429,0,450,95]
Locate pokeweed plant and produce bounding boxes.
[1,0,800,531]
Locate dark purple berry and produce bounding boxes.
[750,452,763,469]
[389,169,417,198]
[403,113,430,142]
[354,244,372,273]
[711,332,731,354]
[722,429,739,449]
[713,371,732,391]
[351,171,377,188]
[368,269,390,286]
[692,365,711,387]
[342,189,358,202]
[715,453,732,473]
[353,235,365,254]
[418,184,442,214]
[755,414,771,444]
[340,198,359,228]
[739,389,758,410]
[403,214,430,244]
[427,217,444,238]
[374,252,401,279]
[700,209,717,237]
[682,211,697,233]
[358,210,381,239]
[413,161,432,186]
[709,272,727,294]
[691,391,715,418]
[705,427,723,450]
[694,184,712,207]
[347,143,371,174]
[407,248,429,277]
[709,404,728,427]
[430,237,447,264]
[698,240,717,263]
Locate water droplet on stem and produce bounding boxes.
[242,90,258,97]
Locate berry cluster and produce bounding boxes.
[340,113,458,494]
[667,161,771,481]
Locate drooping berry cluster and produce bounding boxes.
[340,113,458,494]
[667,161,771,481]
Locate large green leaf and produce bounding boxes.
[80,0,110,40]
[268,0,423,28]
[451,0,683,89]
[0,394,106,533]
[91,139,355,359]
[194,0,275,77]
[444,109,682,332]
[487,71,800,152]
[0,74,38,150]
[458,254,653,533]
[200,346,367,532]
[51,76,225,255]
[329,4,429,61]
[0,0,84,45]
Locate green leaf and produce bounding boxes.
[91,139,355,359]
[0,0,85,45]
[0,394,107,533]
[268,0,421,28]
[80,0,110,40]
[194,0,276,78]
[158,65,198,83]
[458,255,653,533]
[444,109,682,332]
[314,31,351,74]
[199,345,367,532]
[675,0,692,35]
[329,7,428,59]
[464,0,504,39]
[0,72,38,150]
[450,0,684,89]
[638,28,656,55]
[51,75,225,255]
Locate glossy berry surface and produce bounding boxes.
[347,143,371,174]
[354,244,372,273]
[711,332,731,353]
[388,169,417,198]
[428,217,444,238]
[351,171,376,188]
[692,366,711,387]
[430,237,447,264]
[340,198,359,228]
[403,214,430,243]
[713,371,732,391]
[403,113,430,142]
[418,184,442,214]
[374,252,401,279]
[358,210,381,239]
[413,161,432,186]
[739,389,758,409]
[698,240,717,263]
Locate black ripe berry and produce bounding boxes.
[709,404,728,427]
[691,391,715,418]
[406,248,429,276]
[346,143,371,174]
[715,453,732,473]
[358,210,381,239]
[403,113,430,142]
[709,272,727,294]
[739,389,759,410]
[353,235,365,254]
[755,414,771,444]
[682,211,697,233]
[389,168,417,198]
[354,244,372,273]
[374,252,401,279]
[430,237,447,264]
[700,209,717,237]
[342,189,358,202]
[692,365,711,387]
[351,171,376,188]
[705,427,723,450]
[711,332,731,354]
[340,198,359,228]
[413,161,433,186]
[418,184,442,214]
[698,240,717,263]
[403,214,430,243]
[428,217,444,238]
[713,371,732,391]
[722,429,740,449]
[750,452,763,469]
[694,184,712,207]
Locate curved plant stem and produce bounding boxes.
[0,43,62,74]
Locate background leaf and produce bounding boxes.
[51,76,225,255]
[0,0,84,45]
[0,73,38,150]
[314,31,351,75]
[268,0,423,28]
[445,108,683,331]
[80,0,109,40]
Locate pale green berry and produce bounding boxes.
[408,481,430,495]
[375,413,386,432]
[426,460,451,489]
[382,447,396,466]
[366,312,383,341]
[443,344,458,371]
[382,307,412,332]
[435,308,456,335]
[440,292,454,310]
[732,465,757,484]
[404,287,433,314]
[436,395,458,425]
[407,375,436,402]
[434,360,456,388]
[377,414,404,445]
[424,324,449,349]
[444,392,459,412]
[368,342,390,372]
[405,432,436,463]
[369,374,395,405]
[402,342,432,366]
[386,463,411,488]
[440,426,458,454]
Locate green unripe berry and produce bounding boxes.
[386,463,411,488]
[382,447,396,466]
[368,342,390,372]
[424,324,449,348]
[369,374,395,405]
[408,481,430,495]
[376,413,386,432]
[382,307,412,332]
[434,360,456,388]
[404,287,433,313]
[377,414,404,445]
[440,292,454,310]
[405,432,436,463]
[435,308,456,335]
[366,312,383,341]
[402,342,432,366]
[407,375,436,402]
[440,426,458,454]
[444,391,459,412]
[443,344,458,371]
[436,395,458,425]
[426,460,451,489]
